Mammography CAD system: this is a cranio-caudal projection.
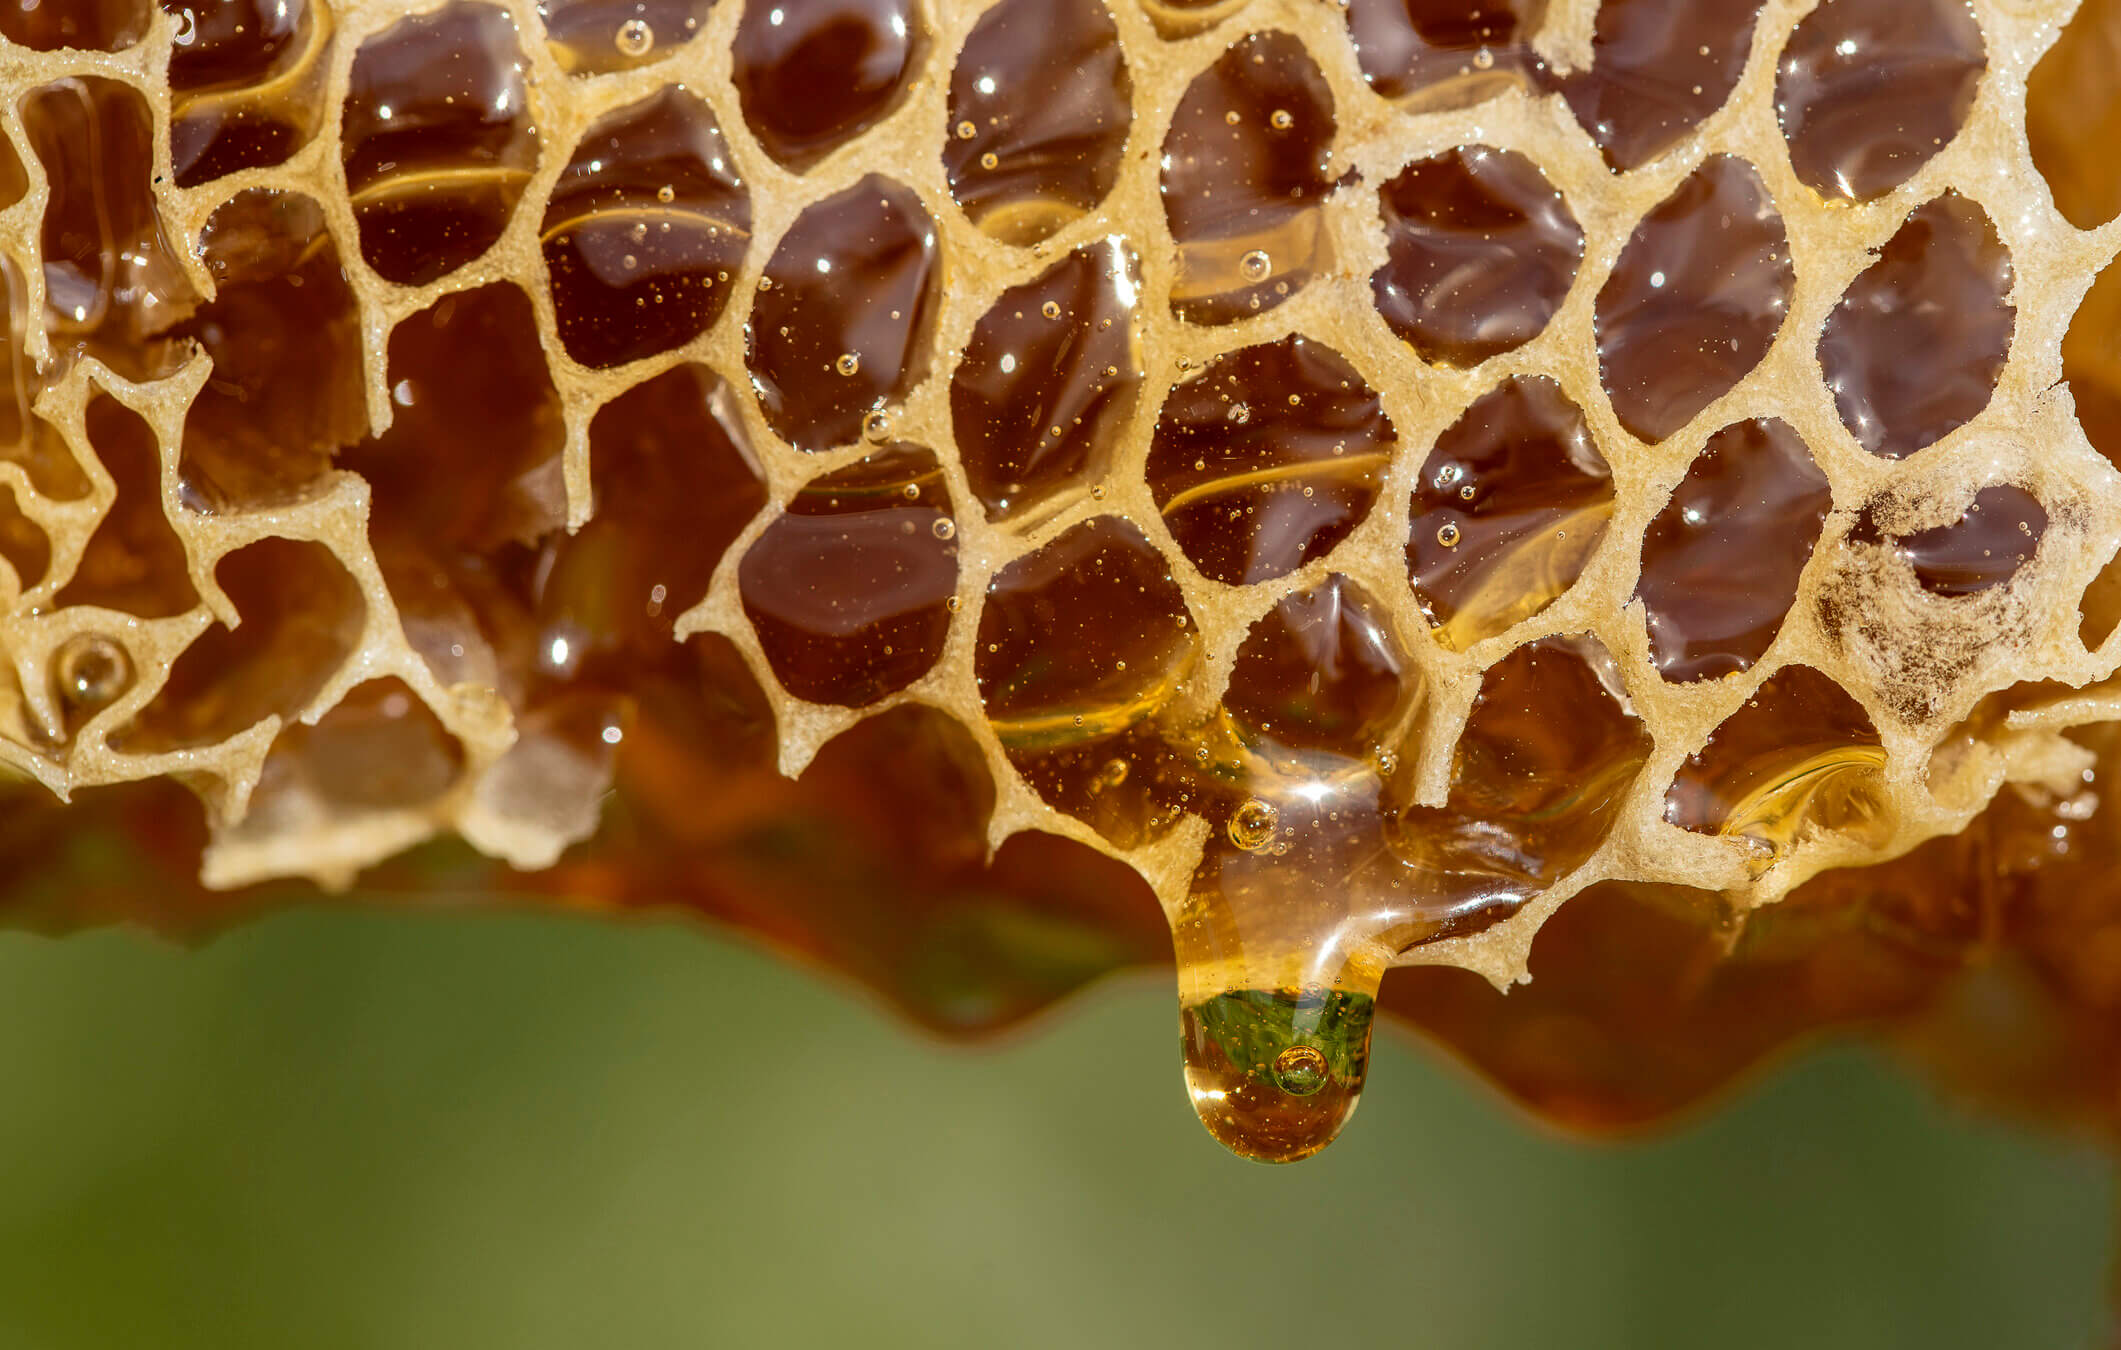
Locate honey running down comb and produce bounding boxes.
[6,0,2121,1164]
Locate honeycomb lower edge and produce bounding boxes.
[6,0,2121,1161]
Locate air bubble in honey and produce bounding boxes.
[614,17,653,56]
[1228,798,1278,850]
[52,634,132,717]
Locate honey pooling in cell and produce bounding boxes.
[50,633,133,736]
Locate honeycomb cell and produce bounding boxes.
[1408,376,1612,650]
[341,3,538,287]
[1162,30,1347,326]
[173,191,367,512]
[541,88,750,370]
[1549,0,1764,171]
[1595,155,1791,443]
[950,237,1142,524]
[1225,575,1411,756]
[0,257,87,501]
[2065,257,2121,475]
[739,444,958,707]
[2028,0,2121,230]
[1145,336,1393,587]
[976,515,1199,848]
[1384,634,1651,935]
[943,0,1130,247]
[1637,419,1832,683]
[539,0,712,75]
[748,175,938,453]
[1345,0,1548,109]
[1665,664,1891,858]
[112,538,365,755]
[1,0,147,50]
[1819,193,2013,460]
[1370,145,1581,369]
[0,484,47,592]
[339,285,563,693]
[730,0,922,170]
[1776,0,1985,203]
[537,365,765,680]
[348,284,563,557]
[246,678,462,817]
[1848,485,2047,599]
[167,0,334,186]
[23,77,199,377]
[54,397,198,620]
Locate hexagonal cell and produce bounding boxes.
[339,284,564,693]
[1408,376,1612,651]
[22,76,199,377]
[1777,0,1985,203]
[341,3,538,286]
[1549,0,1764,170]
[1847,485,2047,599]
[1146,335,1393,586]
[2066,257,2121,648]
[173,191,367,512]
[950,238,1141,526]
[943,0,1130,247]
[1370,145,1581,369]
[167,0,334,187]
[541,366,766,672]
[2030,0,2121,229]
[1161,30,1347,326]
[1,0,147,50]
[1225,575,1413,757]
[2067,256,2121,475]
[243,677,463,820]
[0,256,87,501]
[739,444,959,707]
[54,396,198,620]
[731,0,922,170]
[541,87,750,370]
[111,536,366,755]
[747,174,938,453]
[1819,193,2013,460]
[1665,664,1892,859]
[976,515,1200,848]
[1595,155,1791,443]
[1346,0,1548,109]
[1383,633,1651,938]
[539,0,713,75]
[1637,419,1832,683]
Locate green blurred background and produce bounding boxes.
[0,906,2109,1349]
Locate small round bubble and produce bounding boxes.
[1272,1045,1330,1096]
[1227,798,1279,851]
[614,18,654,57]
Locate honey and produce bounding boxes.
[3,0,2121,1172]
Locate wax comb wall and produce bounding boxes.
[5,0,2121,1165]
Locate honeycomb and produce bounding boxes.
[5,0,2121,1164]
